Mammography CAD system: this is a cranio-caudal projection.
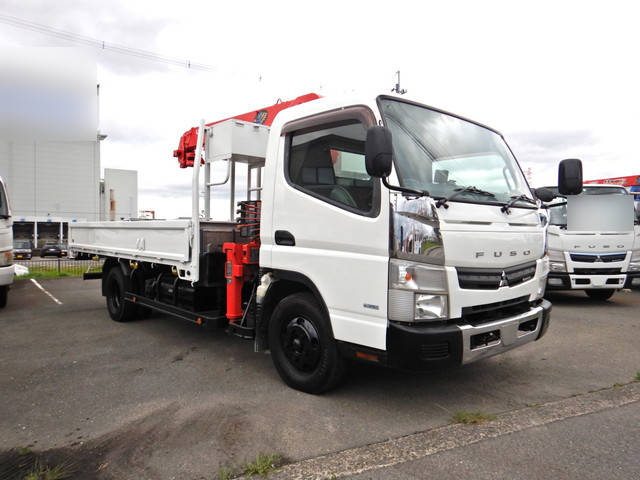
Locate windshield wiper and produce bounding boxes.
[435,186,496,209]
[501,195,537,214]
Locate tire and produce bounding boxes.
[268,292,346,394]
[104,267,137,322]
[585,289,616,301]
[0,286,7,309]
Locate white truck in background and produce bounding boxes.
[70,93,579,393]
[544,184,640,299]
[0,175,13,308]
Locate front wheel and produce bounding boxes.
[104,267,137,322]
[269,292,346,394]
[0,286,7,308]
[585,289,616,301]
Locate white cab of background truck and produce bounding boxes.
[545,184,640,300]
[0,175,13,308]
[70,94,581,393]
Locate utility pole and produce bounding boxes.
[391,70,407,95]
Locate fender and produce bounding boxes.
[255,268,333,351]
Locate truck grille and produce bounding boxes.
[570,253,626,263]
[456,261,537,290]
[461,296,530,326]
[573,267,622,275]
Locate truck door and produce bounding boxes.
[270,106,390,350]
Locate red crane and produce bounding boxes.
[173,93,320,168]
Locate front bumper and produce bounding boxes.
[0,264,14,286]
[547,272,629,290]
[384,299,552,371]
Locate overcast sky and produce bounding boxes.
[1,0,638,218]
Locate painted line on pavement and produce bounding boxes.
[267,382,640,480]
[30,278,63,305]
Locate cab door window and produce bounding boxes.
[287,120,378,215]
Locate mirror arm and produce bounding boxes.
[381,176,429,197]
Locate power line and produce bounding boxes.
[0,13,214,71]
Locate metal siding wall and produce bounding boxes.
[0,141,37,216]
[103,168,138,220]
[0,140,100,220]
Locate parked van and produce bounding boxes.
[13,239,33,260]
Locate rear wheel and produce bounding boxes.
[269,292,346,394]
[0,286,7,308]
[104,267,137,322]
[585,289,615,301]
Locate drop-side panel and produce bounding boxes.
[69,220,192,266]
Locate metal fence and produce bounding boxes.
[14,257,104,278]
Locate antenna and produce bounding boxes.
[391,70,407,95]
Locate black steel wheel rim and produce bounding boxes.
[281,316,321,372]
[109,279,121,311]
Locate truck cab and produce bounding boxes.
[261,95,553,383]
[0,175,13,308]
[544,184,640,299]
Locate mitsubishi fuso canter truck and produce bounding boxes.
[544,183,640,300]
[0,175,13,308]
[70,93,581,393]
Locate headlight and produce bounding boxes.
[389,259,448,322]
[547,249,566,272]
[629,249,640,272]
[389,259,446,292]
[0,251,12,267]
[415,294,448,320]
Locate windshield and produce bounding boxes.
[0,182,8,217]
[378,97,533,206]
[547,186,629,226]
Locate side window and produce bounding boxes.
[288,121,376,213]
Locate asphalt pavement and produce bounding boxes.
[0,278,638,479]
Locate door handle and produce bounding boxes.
[275,230,295,246]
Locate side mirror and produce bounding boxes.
[365,126,393,178]
[558,158,583,195]
[534,187,556,203]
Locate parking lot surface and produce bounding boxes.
[1,278,639,479]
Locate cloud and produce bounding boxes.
[509,130,599,151]
[507,129,600,165]
[0,0,181,75]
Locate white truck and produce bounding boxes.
[0,175,13,308]
[70,93,578,393]
[544,184,640,299]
